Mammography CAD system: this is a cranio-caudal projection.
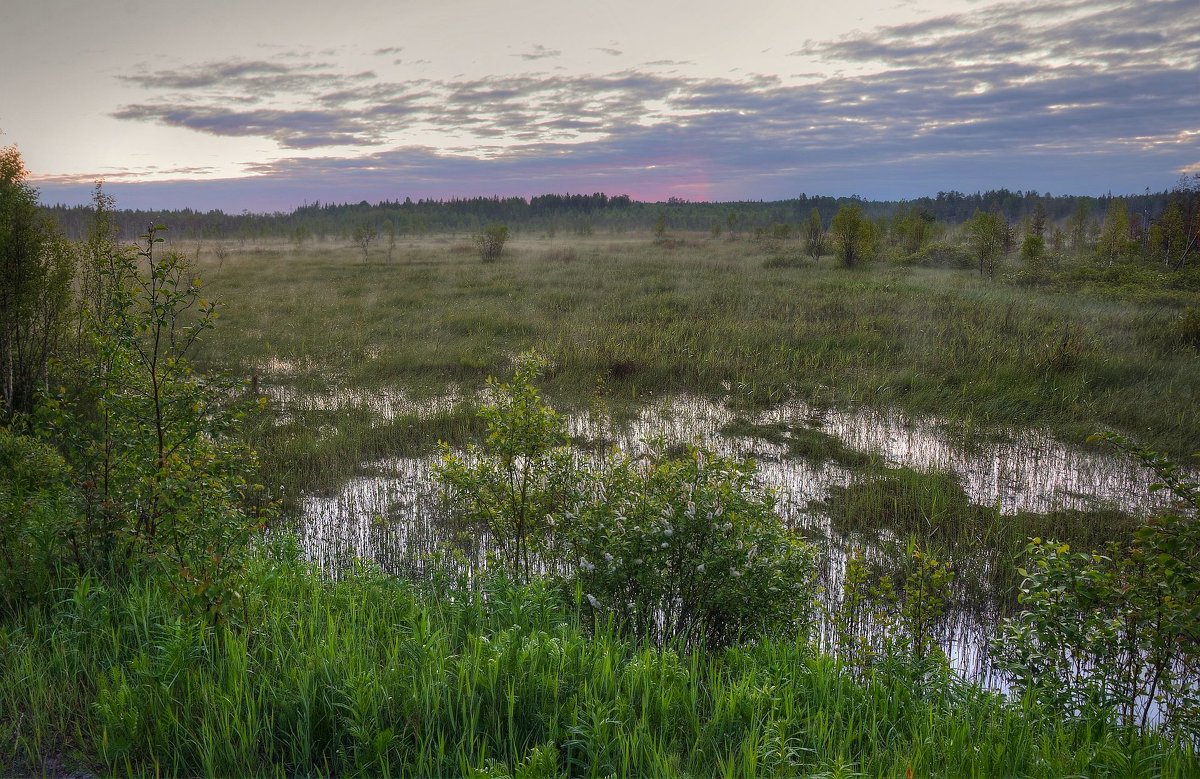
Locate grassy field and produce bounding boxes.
[182,232,1199,498]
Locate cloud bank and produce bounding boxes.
[39,0,1200,209]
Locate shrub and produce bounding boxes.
[830,204,878,268]
[42,225,272,621]
[436,359,818,648]
[436,353,579,581]
[0,427,77,610]
[566,445,817,648]
[473,223,509,262]
[830,541,955,677]
[994,434,1200,739]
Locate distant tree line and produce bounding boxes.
[38,181,1198,269]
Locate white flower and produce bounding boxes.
[586,593,601,609]
[635,558,643,565]
[730,569,742,578]
[580,557,595,573]
[697,563,706,573]
[603,552,614,562]
[663,526,674,537]
[660,542,669,549]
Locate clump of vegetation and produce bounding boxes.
[995,434,1200,741]
[473,222,509,262]
[965,210,1008,277]
[438,357,817,647]
[436,353,578,581]
[830,203,878,267]
[804,207,827,262]
[1167,306,1200,349]
[824,466,984,538]
[0,429,76,611]
[569,445,816,647]
[0,145,74,418]
[721,418,876,468]
[831,541,956,675]
[42,223,271,620]
[351,220,377,262]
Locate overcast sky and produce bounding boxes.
[1,0,1197,211]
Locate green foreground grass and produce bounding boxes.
[2,545,1195,778]
[186,234,1200,499]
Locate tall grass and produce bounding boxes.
[1,547,1194,777]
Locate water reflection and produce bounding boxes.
[294,393,1178,685]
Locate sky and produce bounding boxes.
[1,0,1197,212]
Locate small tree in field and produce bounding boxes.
[829,203,876,268]
[45,220,271,621]
[436,353,577,580]
[804,207,827,261]
[385,220,397,263]
[653,210,668,242]
[965,210,1007,277]
[352,221,377,262]
[473,223,509,262]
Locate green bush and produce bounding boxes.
[567,446,816,647]
[41,224,271,622]
[473,223,509,262]
[0,427,77,610]
[994,434,1200,740]
[436,353,580,580]
[437,357,817,648]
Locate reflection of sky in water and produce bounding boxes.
[300,392,1176,572]
[296,392,1183,684]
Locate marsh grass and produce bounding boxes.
[721,418,878,468]
[169,233,1197,684]
[1,552,1194,778]
[191,234,1199,461]
[822,465,1142,608]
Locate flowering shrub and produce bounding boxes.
[566,445,816,648]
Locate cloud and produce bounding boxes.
[592,47,623,57]
[514,44,561,61]
[797,0,1199,70]
[97,0,1199,203]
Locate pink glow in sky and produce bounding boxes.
[2,0,1196,210]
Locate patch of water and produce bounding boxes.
[292,393,1184,686]
[300,457,444,576]
[267,384,471,425]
